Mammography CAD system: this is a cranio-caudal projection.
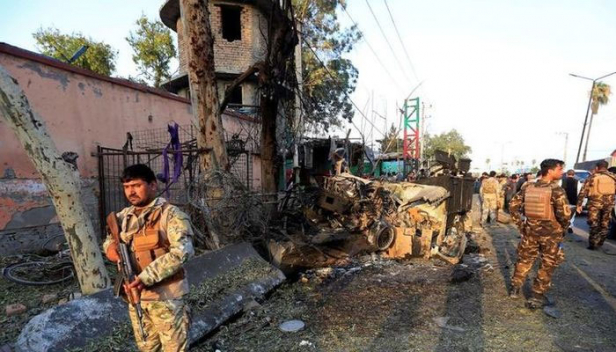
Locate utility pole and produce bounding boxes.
[556,132,569,164]
[569,71,616,164]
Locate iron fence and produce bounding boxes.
[97,146,251,236]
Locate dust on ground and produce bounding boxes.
[196,202,616,352]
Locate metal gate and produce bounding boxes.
[97,146,251,235]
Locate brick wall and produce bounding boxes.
[176,2,268,75]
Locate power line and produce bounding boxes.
[340,4,404,93]
[364,0,414,87]
[302,36,385,137]
[383,0,420,82]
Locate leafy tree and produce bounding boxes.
[379,124,402,153]
[424,129,472,161]
[294,0,361,132]
[126,15,177,87]
[33,27,117,76]
[591,82,611,114]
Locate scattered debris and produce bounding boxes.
[432,316,466,332]
[242,299,262,312]
[5,303,27,317]
[543,306,561,319]
[279,319,305,332]
[41,293,57,304]
[451,264,474,283]
[299,340,315,348]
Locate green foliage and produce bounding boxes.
[33,27,117,76]
[424,129,472,161]
[379,124,403,154]
[294,0,361,132]
[126,15,177,87]
[591,81,611,115]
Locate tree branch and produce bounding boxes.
[218,62,265,115]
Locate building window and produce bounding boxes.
[220,5,242,42]
[227,84,243,105]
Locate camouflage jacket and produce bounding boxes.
[480,177,501,198]
[510,179,571,236]
[576,171,616,208]
[103,198,195,290]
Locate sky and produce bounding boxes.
[1,0,616,172]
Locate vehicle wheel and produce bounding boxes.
[3,261,74,286]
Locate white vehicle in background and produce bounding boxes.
[560,170,590,231]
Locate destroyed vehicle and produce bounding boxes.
[271,172,471,271]
[316,173,471,262]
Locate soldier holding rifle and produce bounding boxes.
[104,164,194,351]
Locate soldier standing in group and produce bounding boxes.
[576,160,616,250]
[480,171,501,226]
[496,174,508,218]
[104,164,195,351]
[508,159,571,309]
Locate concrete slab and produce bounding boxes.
[15,243,285,352]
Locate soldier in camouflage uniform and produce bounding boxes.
[480,171,501,226]
[576,160,616,250]
[103,164,194,352]
[496,174,507,217]
[509,159,571,309]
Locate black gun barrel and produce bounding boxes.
[118,243,147,340]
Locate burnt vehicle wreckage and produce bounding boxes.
[269,149,475,270]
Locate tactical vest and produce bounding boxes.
[482,179,498,194]
[131,203,187,301]
[590,173,616,196]
[524,184,555,221]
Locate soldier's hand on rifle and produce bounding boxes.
[105,243,120,263]
[125,276,145,293]
[576,206,582,214]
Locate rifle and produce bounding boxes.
[106,213,147,340]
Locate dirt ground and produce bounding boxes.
[195,198,616,352]
[2,198,616,351]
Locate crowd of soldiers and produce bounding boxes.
[476,160,616,310]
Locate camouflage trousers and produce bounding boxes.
[587,202,615,248]
[511,232,565,295]
[481,195,498,224]
[128,299,190,352]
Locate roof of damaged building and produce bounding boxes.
[160,0,276,31]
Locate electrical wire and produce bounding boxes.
[302,36,385,137]
[383,0,420,83]
[340,4,405,93]
[364,0,414,87]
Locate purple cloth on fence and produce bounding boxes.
[160,123,183,197]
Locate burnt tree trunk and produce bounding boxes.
[260,89,280,194]
[259,1,298,195]
[179,0,229,172]
[0,65,110,294]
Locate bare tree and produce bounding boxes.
[0,65,110,294]
[179,0,229,172]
